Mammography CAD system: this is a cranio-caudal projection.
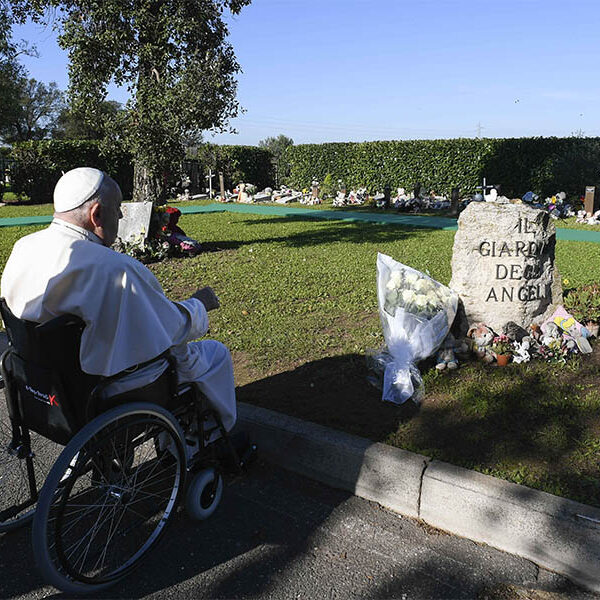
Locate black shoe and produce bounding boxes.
[214,431,250,461]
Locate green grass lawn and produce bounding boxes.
[1,210,600,507]
[3,198,600,233]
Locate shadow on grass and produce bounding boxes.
[236,351,600,508]
[236,353,416,442]
[198,218,436,254]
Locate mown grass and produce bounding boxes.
[3,199,600,233]
[0,202,54,217]
[1,210,600,506]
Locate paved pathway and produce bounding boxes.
[0,332,596,598]
[2,203,600,243]
[0,456,596,600]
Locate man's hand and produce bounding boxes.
[191,286,220,311]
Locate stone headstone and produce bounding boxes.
[449,202,562,333]
[584,186,597,215]
[117,201,153,244]
[219,172,225,200]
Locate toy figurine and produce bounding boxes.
[436,347,458,371]
[466,323,496,363]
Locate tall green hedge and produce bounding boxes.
[192,144,274,191]
[7,141,273,203]
[10,141,133,203]
[280,137,600,198]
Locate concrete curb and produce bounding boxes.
[239,402,600,593]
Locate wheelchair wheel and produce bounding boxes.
[0,402,60,533]
[185,467,223,521]
[32,402,186,595]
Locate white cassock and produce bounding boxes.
[0,218,236,431]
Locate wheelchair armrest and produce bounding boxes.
[37,314,85,333]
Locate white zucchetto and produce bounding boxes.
[53,167,122,213]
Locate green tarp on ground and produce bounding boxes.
[2,203,600,243]
[0,215,54,227]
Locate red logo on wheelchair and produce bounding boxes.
[24,384,60,407]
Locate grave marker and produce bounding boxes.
[450,202,562,332]
[116,201,153,244]
[584,186,598,215]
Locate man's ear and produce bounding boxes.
[89,201,102,228]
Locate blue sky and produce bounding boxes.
[11,0,600,145]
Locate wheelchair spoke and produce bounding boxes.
[63,493,113,561]
[93,504,128,574]
[40,411,185,584]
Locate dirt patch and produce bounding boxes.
[232,351,262,387]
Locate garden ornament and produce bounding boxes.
[484,188,498,202]
[435,333,463,371]
[435,347,458,371]
[512,339,531,364]
[540,322,562,347]
[502,321,528,342]
[528,323,542,341]
[550,310,593,354]
[466,323,495,363]
[522,191,539,203]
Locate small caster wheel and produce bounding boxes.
[186,467,223,520]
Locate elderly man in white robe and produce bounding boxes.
[1,167,236,432]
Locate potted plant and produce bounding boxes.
[491,334,513,366]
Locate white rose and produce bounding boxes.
[425,291,440,307]
[386,271,402,290]
[405,271,419,285]
[402,289,416,304]
[414,294,428,309]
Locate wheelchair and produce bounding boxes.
[0,298,255,594]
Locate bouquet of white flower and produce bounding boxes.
[376,253,458,404]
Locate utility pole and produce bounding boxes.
[476,122,484,138]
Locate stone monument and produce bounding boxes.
[584,186,598,215]
[450,202,562,333]
[116,201,153,244]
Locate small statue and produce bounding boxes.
[467,323,496,363]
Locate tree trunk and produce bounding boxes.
[133,161,167,204]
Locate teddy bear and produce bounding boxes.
[541,321,577,352]
[435,333,469,371]
[540,322,562,346]
[435,347,458,371]
[466,323,496,363]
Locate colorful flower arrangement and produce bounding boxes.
[151,206,202,255]
[114,205,202,263]
[491,334,513,356]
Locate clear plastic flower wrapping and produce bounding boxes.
[374,253,458,404]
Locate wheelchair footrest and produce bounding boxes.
[238,443,257,470]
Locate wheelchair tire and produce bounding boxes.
[32,402,186,595]
[185,468,223,521]
[0,405,60,533]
